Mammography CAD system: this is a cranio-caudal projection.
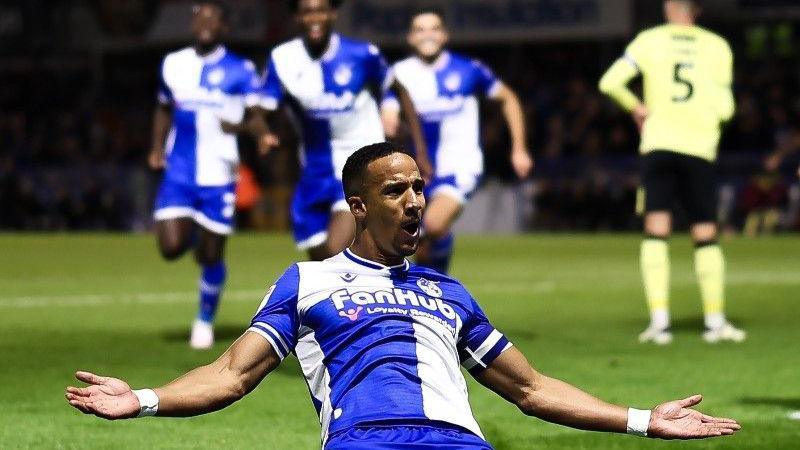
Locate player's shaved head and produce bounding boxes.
[664,0,701,23]
[342,142,412,198]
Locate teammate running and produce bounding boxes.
[599,0,745,344]
[149,1,263,349]
[252,0,430,261]
[382,7,533,273]
[67,143,739,449]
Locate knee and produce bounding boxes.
[158,239,187,261]
[644,215,671,238]
[691,223,718,244]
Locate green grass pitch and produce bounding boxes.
[0,233,798,449]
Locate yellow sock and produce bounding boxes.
[641,238,670,329]
[695,244,726,328]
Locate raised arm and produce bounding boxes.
[65,331,279,419]
[475,346,740,439]
[390,80,433,182]
[492,83,534,179]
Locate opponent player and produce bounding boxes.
[599,0,745,344]
[252,0,430,261]
[66,143,740,449]
[382,7,533,273]
[149,1,263,349]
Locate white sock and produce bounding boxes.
[651,309,670,330]
[705,313,725,330]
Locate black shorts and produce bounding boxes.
[640,150,717,223]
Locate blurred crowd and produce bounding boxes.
[2,23,800,232]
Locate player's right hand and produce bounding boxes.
[148,149,166,170]
[65,371,140,420]
[258,133,280,156]
[632,104,649,132]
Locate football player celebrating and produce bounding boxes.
[382,7,533,274]
[67,143,739,449]
[251,0,430,261]
[149,1,264,349]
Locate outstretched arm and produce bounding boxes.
[492,83,533,179]
[476,347,740,439]
[65,331,279,419]
[390,80,433,182]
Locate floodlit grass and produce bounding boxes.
[0,233,797,449]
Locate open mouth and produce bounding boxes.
[400,220,421,237]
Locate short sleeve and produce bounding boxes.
[365,43,394,92]
[239,59,262,106]
[251,54,284,110]
[381,87,400,111]
[622,32,647,72]
[157,59,173,105]
[472,59,501,99]
[248,264,300,360]
[458,296,513,375]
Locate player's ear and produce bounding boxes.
[348,196,366,220]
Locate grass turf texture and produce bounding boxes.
[0,233,798,449]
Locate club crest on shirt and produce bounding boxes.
[444,72,461,92]
[207,68,226,86]
[416,278,442,298]
[340,273,357,283]
[334,64,353,86]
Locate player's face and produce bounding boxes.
[408,13,448,60]
[362,154,426,258]
[296,0,337,46]
[191,4,227,47]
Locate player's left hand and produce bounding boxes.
[511,147,534,179]
[65,371,140,420]
[647,394,740,440]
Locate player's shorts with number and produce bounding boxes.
[153,179,236,235]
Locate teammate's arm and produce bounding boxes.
[390,80,433,182]
[65,332,279,419]
[492,83,534,178]
[475,346,740,439]
[149,104,173,170]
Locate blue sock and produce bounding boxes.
[198,261,226,323]
[422,234,454,274]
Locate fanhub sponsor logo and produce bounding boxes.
[330,288,456,321]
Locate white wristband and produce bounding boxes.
[132,389,159,417]
[626,408,651,437]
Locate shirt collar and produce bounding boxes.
[343,248,410,272]
[417,50,450,71]
[303,33,340,62]
[197,45,226,64]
